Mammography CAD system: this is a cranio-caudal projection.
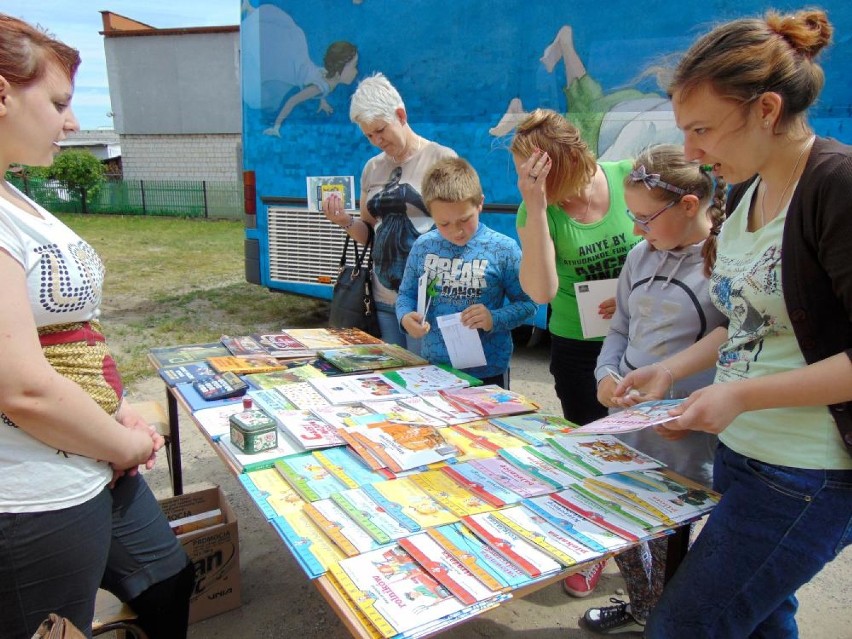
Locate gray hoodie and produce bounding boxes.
[595,239,727,485]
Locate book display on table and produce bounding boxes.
[316,344,428,374]
[546,434,664,477]
[331,488,415,543]
[158,361,217,387]
[242,364,324,389]
[219,334,270,357]
[490,413,578,445]
[440,385,540,418]
[149,342,231,368]
[250,332,316,359]
[304,499,384,556]
[207,355,286,375]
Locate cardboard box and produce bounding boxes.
[159,486,241,623]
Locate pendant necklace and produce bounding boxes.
[759,135,815,228]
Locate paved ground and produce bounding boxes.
[136,340,851,638]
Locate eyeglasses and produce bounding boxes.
[625,200,679,232]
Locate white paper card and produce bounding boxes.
[417,273,428,317]
[574,278,618,339]
[436,312,487,369]
[305,175,356,211]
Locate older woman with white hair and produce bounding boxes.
[324,72,455,350]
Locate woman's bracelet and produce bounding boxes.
[341,216,355,230]
[653,362,675,398]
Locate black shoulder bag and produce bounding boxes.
[328,225,381,337]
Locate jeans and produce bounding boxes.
[645,443,852,639]
[549,334,607,425]
[376,301,421,355]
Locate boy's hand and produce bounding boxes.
[461,304,493,332]
[596,376,620,408]
[402,312,430,338]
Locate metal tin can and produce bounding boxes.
[229,409,278,454]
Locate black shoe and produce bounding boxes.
[581,598,645,635]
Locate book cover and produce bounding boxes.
[277,381,331,409]
[326,327,384,345]
[207,355,285,375]
[149,342,230,368]
[550,487,646,542]
[521,444,589,482]
[360,399,446,427]
[303,499,382,556]
[467,457,556,498]
[524,496,628,553]
[238,467,304,519]
[250,332,315,358]
[439,463,520,508]
[398,532,503,606]
[219,334,269,357]
[370,478,458,528]
[248,388,297,414]
[429,522,531,591]
[310,404,374,430]
[217,435,303,473]
[462,511,562,578]
[436,427,499,463]
[310,446,385,489]
[334,428,388,471]
[309,374,412,405]
[322,570,386,639]
[316,345,415,374]
[440,385,539,418]
[497,447,578,490]
[306,175,356,212]
[409,470,494,517]
[492,504,599,567]
[346,423,458,473]
[241,365,323,390]
[273,454,347,502]
[274,409,344,449]
[449,420,527,453]
[381,365,471,394]
[402,394,480,426]
[283,328,351,350]
[270,509,346,579]
[567,481,668,532]
[330,488,412,543]
[192,403,247,441]
[333,545,466,637]
[490,413,578,446]
[547,434,665,476]
[158,361,217,387]
[571,399,685,434]
[574,278,619,339]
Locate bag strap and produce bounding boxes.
[338,223,373,272]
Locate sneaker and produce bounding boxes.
[562,559,607,598]
[581,598,646,635]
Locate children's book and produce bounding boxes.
[330,488,412,543]
[273,454,347,502]
[270,510,346,579]
[303,499,383,556]
[403,393,481,426]
[571,399,685,434]
[345,423,458,473]
[547,434,665,476]
[584,470,720,526]
[306,175,356,212]
[380,365,471,394]
[398,532,503,606]
[429,522,531,591]
[216,435,302,473]
[462,510,563,578]
[219,334,269,357]
[310,404,374,430]
[238,467,305,520]
[322,571,386,639]
[207,355,285,375]
[248,387,297,414]
[250,332,315,358]
[449,420,527,453]
[497,446,578,490]
[562,482,665,534]
[274,409,344,449]
[492,504,599,567]
[277,381,331,409]
[149,342,230,368]
[409,470,494,518]
[360,399,447,427]
[490,413,579,446]
[309,374,412,405]
[522,495,629,553]
[158,361,217,387]
[440,463,522,508]
[316,344,426,374]
[192,403,247,441]
[326,327,384,345]
[467,457,556,499]
[241,364,324,390]
[436,427,499,463]
[311,446,386,489]
[330,545,466,638]
[439,385,540,418]
[550,487,645,542]
[283,328,351,350]
[370,478,458,528]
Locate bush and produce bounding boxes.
[51,150,105,213]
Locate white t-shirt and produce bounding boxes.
[0,183,112,512]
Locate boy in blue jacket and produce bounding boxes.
[396,157,537,387]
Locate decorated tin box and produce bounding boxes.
[229,409,278,454]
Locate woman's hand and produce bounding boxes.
[611,364,670,407]
[401,312,430,338]
[517,149,551,213]
[596,377,620,408]
[461,304,493,332]
[323,192,355,229]
[664,383,745,435]
[598,296,616,320]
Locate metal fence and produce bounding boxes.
[8,177,244,219]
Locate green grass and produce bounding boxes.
[59,214,329,385]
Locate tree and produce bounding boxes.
[51,150,105,213]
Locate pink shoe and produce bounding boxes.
[562,559,607,598]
